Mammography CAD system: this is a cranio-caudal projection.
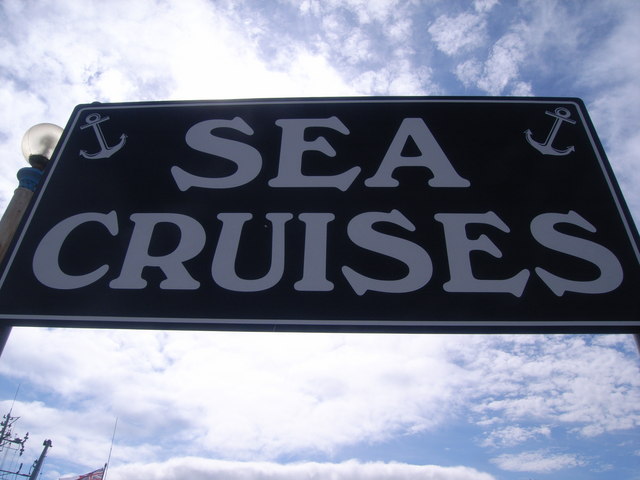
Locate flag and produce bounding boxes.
[67,467,105,480]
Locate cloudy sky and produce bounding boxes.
[0,0,639,479]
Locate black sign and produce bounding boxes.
[0,97,638,332]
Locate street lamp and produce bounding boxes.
[21,123,62,168]
[0,123,63,356]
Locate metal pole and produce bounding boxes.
[28,439,52,480]
[0,123,62,358]
[0,326,11,358]
[103,417,118,480]
[0,167,43,357]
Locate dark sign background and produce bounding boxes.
[0,97,638,332]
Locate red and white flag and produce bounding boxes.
[67,467,105,480]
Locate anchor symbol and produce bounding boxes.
[525,107,576,156]
[79,113,127,159]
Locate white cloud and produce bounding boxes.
[454,59,482,88]
[510,81,532,96]
[386,17,412,42]
[0,399,160,474]
[2,330,639,472]
[577,3,640,220]
[491,450,584,473]
[474,0,499,14]
[288,0,416,53]
[342,30,373,64]
[277,0,426,96]
[480,425,551,448]
[1,329,472,463]
[447,12,537,95]
[449,1,583,96]
[291,0,400,25]
[475,32,526,95]
[354,61,435,96]
[107,457,496,480]
[428,13,487,56]
[464,335,640,438]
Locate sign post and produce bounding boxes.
[0,97,638,333]
[0,123,62,356]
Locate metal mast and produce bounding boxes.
[27,441,51,480]
[0,411,51,480]
[0,411,28,479]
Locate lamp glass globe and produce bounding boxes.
[21,123,63,163]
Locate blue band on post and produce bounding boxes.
[17,167,43,192]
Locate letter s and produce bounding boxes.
[171,117,262,190]
[531,211,623,296]
[342,210,433,295]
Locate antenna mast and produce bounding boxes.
[27,440,52,480]
[103,418,118,480]
[0,411,29,479]
[0,402,52,480]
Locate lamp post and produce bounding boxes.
[0,123,63,357]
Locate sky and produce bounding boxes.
[0,0,639,479]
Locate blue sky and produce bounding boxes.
[0,1,639,479]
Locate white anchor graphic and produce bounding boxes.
[524,107,576,156]
[79,113,127,159]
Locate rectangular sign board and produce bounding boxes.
[0,97,638,332]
